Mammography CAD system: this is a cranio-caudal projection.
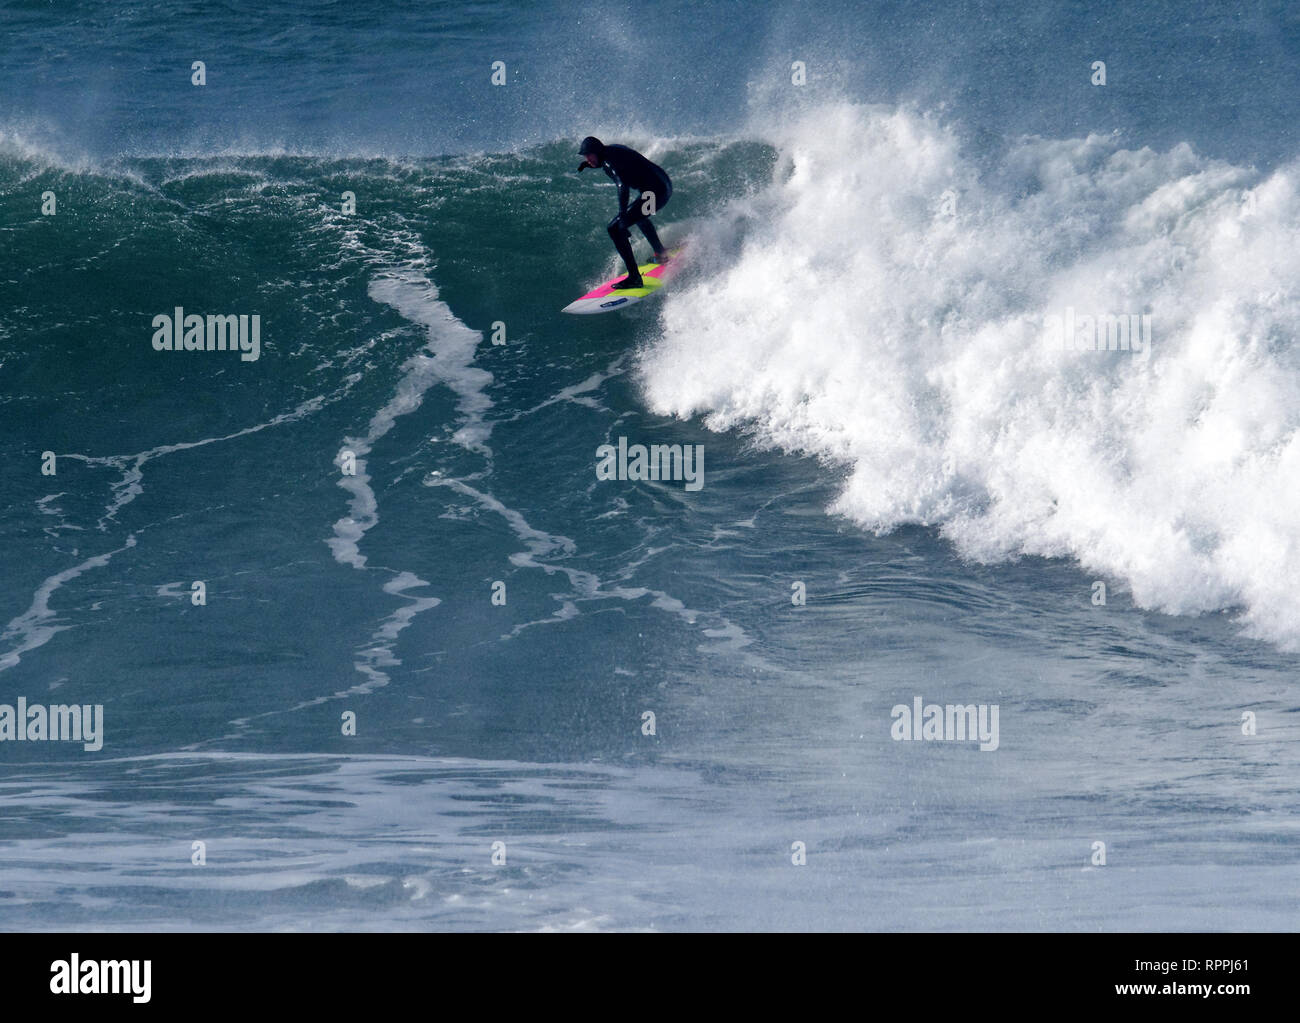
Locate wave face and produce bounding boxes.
[644,103,1300,648]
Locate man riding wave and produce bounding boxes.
[577,136,672,289]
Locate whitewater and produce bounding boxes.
[647,103,1300,649]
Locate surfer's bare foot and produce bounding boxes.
[612,276,643,289]
[652,251,670,263]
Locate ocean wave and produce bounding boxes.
[643,102,1300,649]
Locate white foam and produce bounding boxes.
[301,259,493,707]
[422,475,771,674]
[367,272,494,454]
[0,540,134,672]
[642,103,1300,649]
[0,391,343,673]
[311,266,488,702]
[327,270,490,570]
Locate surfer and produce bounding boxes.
[577,136,672,289]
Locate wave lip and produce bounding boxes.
[643,103,1300,649]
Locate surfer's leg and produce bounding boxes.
[637,218,666,259]
[637,176,670,259]
[607,214,643,286]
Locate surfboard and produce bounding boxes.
[561,246,686,315]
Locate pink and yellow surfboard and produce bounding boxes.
[561,246,686,315]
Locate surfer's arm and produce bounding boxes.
[603,164,631,213]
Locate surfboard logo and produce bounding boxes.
[599,298,629,308]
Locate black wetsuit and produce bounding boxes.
[599,145,672,280]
